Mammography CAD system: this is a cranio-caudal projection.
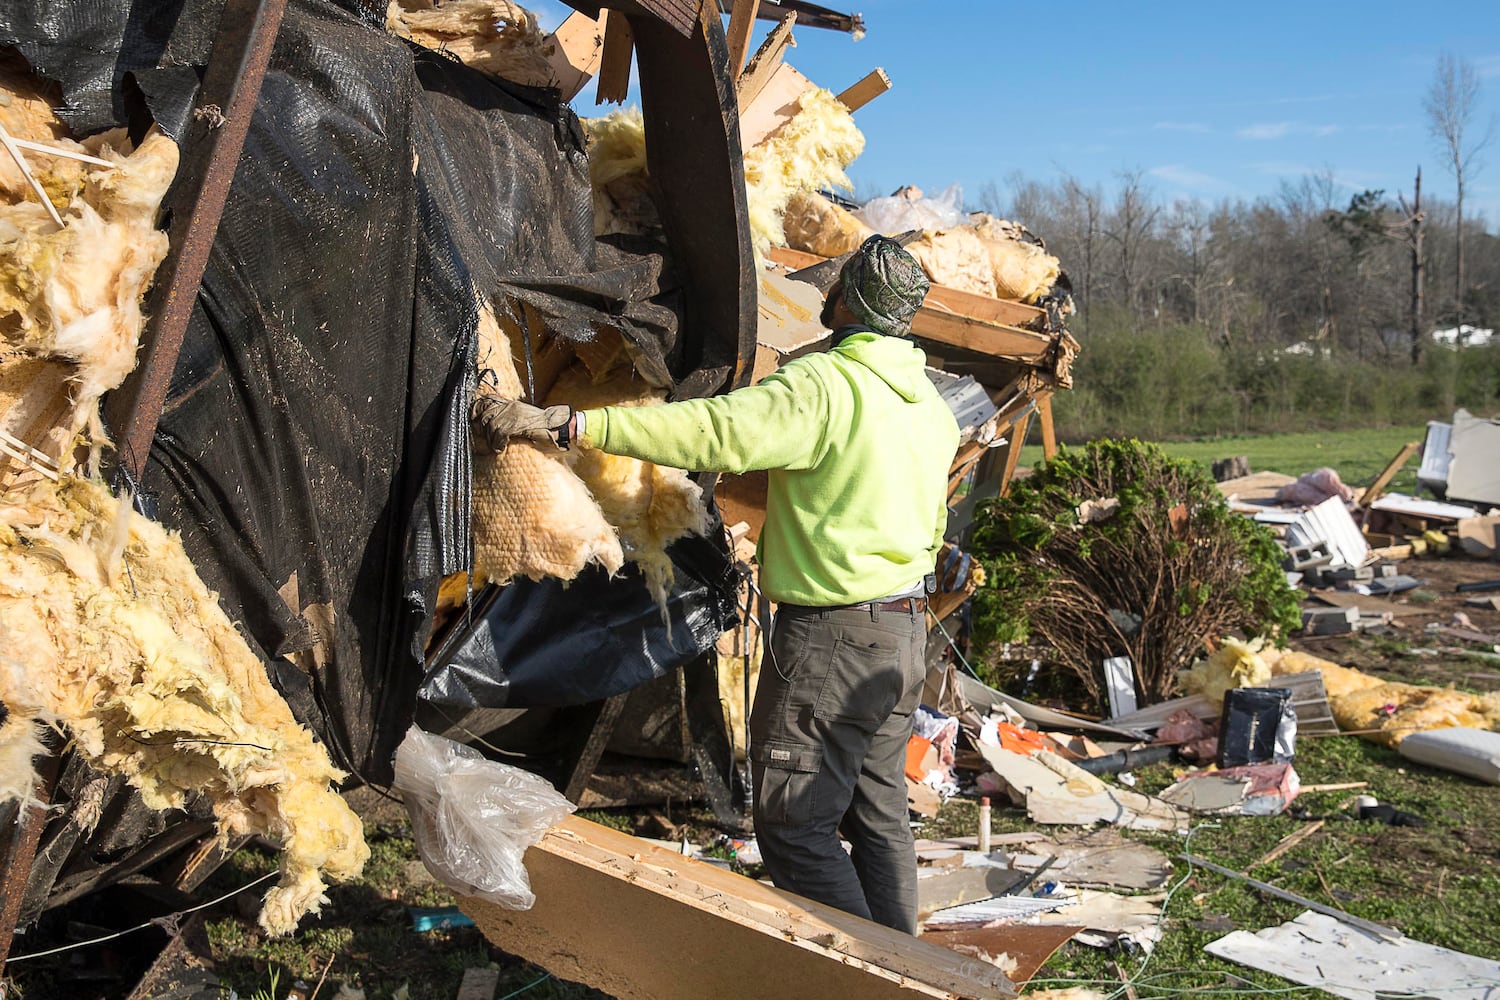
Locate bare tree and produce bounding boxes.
[1104,170,1160,325]
[1424,53,1496,328]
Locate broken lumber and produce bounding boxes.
[1359,440,1420,509]
[837,68,891,112]
[735,13,796,112]
[545,11,606,102]
[460,816,1017,999]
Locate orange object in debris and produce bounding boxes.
[995,722,1051,756]
[905,734,934,782]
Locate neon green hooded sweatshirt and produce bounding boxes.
[580,330,960,606]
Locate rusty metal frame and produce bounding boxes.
[104,0,289,484]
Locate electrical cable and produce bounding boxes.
[497,972,553,1000]
[6,870,279,963]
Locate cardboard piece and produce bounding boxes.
[1206,910,1500,1000]
[1458,515,1500,559]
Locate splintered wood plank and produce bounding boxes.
[595,10,634,105]
[909,308,1054,364]
[460,816,1016,1000]
[736,14,799,130]
[837,68,891,111]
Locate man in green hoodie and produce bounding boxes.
[473,236,959,933]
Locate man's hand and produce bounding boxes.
[471,397,574,453]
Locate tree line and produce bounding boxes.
[966,55,1499,441]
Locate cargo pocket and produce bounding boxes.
[812,634,905,732]
[752,740,822,826]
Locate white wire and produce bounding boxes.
[7,870,279,963]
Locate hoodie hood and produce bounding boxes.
[832,330,928,402]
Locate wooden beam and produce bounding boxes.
[767,247,1049,332]
[1037,393,1058,459]
[461,816,1017,999]
[1359,440,1419,508]
[837,68,891,112]
[546,11,607,102]
[562,692,632,803]
[909,308,1054,364]
[998,411,1032,498]
[735,12,795,110]
[595,9,634,105]
[724,0,761,79]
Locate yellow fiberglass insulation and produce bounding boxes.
[582,109,659,237]
[470,306,625,585]
[544,361,711,613]
[904,227,998,298]
[0,475,368,935]
[742,88,864,259]
[1264,649,1500,747]
[0,78,178,467]
[1179,636,1272,706]
[583,88,865,257]
[971,214,1062,303]
[386,0,554,84]
[782,191,874,259]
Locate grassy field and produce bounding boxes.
[1021,424,1430,495]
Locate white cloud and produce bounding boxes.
[1237,121,1340,140]
[1152,121,1211,133]
[1148,164,1225,189]
[1240,122,1292,140]
[1477,54,1500,78]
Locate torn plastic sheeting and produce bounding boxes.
[419,530,738,710]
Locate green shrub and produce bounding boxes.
[969,439,1302,710]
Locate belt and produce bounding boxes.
[780,596,927,614]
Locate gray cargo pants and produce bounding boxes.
[749,602,927,934]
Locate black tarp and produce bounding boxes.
[1,0,738,785]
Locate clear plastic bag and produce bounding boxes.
[854,183,965,234]
[392,726,576,909]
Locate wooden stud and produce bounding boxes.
[734,12,795,110]
[724,0,761,80]
[595,9,635,106]
[1358,440,1419,508]
[1037,393,1058,459]
[836,68,891,112]
[562,692,632,803]
[998,411,1032,498]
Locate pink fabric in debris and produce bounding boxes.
[1275,467,1355,506]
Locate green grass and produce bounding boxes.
[1021,424,1428,495]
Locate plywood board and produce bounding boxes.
[739,60,812,149]
[461,817,1017,1000]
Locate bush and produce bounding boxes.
[968,439,1301,711]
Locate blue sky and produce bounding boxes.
[535,1,1500,226]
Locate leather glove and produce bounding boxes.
[471,396,574,453]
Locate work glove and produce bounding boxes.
[471,396,574,453]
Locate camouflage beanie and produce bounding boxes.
[839,234,930,337]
